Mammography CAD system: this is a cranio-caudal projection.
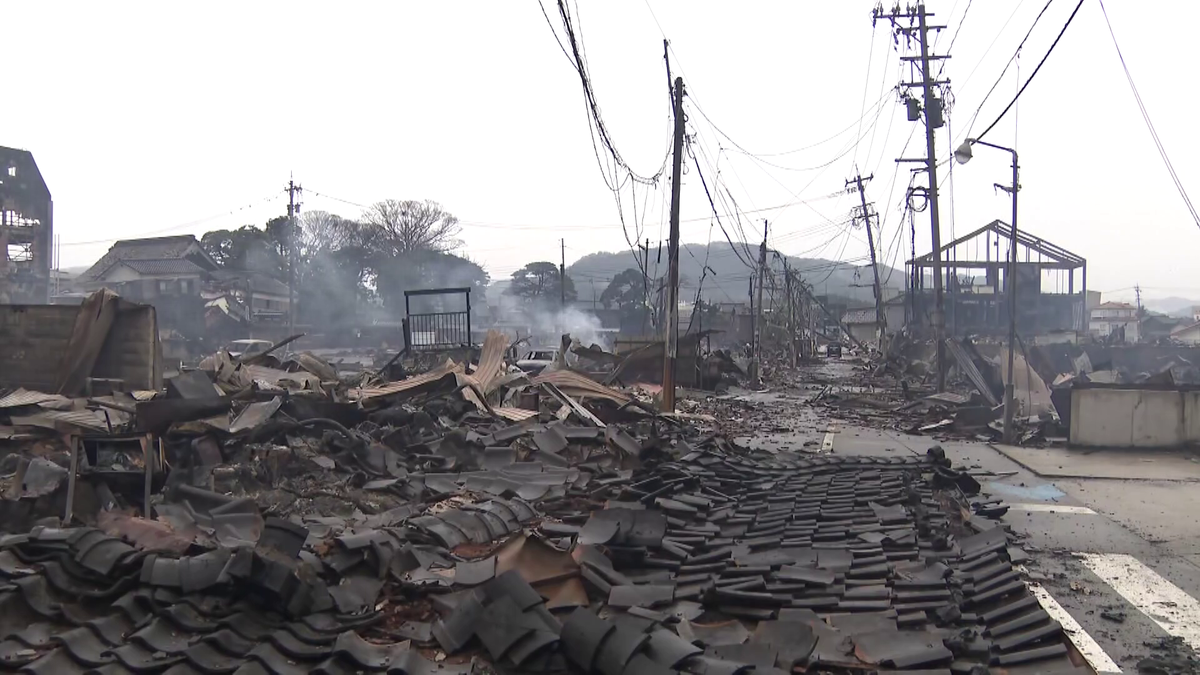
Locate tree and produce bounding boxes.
[362,199,461,255]
[199,199,480,332]
[373,250,489,312]
[599,268,645,311]
[200,226,284,276]
[507,262,576,305]
[300,210,358,253]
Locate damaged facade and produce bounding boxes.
[0,146,53,304]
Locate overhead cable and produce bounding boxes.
[974,0,1086,142]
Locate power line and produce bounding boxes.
[1096,0,1200,229]
[690,144,756,270]
[305,189,368,210]
[61,191,285,247]
[549,0,671,187]
[975,0,1086,142]
[963,0,1054,138]
[853,22,880,169]
[956,0,1031,97]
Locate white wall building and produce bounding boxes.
[1089,301,1139,342]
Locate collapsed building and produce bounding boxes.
[0,290,1098,674]
[0,146,54,304]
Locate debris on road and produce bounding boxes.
[0,307,1091,674]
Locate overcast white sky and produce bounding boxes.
[6,0,1198,302]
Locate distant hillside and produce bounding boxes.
[566,242,903,305]
[1144,296,1199,318]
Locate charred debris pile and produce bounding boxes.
[802,335,1066,446]
[0,330,1082,674]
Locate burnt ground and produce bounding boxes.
[692,356,1200,673]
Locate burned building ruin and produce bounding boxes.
[0,146,53,304]
[907,220,1087,337]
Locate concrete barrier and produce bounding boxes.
[1070,384,1200,448]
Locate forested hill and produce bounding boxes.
[565,242,904,305]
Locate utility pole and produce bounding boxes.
[642,238,650,336]
[661,76,685,412]
[1134,284,1143,343]
[848,173,886,347]
[286,179,302,342]
[875,2,949,390]
[560,239,566,309]
[783,258,796,367]
[750,220,768,381]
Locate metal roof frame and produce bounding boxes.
[908,219,1085,268]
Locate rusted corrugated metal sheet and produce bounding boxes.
[353,362,464,401]
[493,407,538,422]
[470,330,509,394]
[0,388,69,409]
[10,409,112,432]
[531,370,632,405]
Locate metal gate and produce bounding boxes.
[404,287,472,351]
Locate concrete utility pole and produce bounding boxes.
[1134,284,1143,343]
[661,76,685,412]
[642,238,650,335]
[560,239,566,309]
[750,220,768,381]
[875,1,949,391]
[849,173,886,347]
[783,258,796,367]
[286,179,302,342]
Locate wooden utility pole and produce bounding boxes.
[750,220,768,381]
[661,76,685,412]
[875,2,949,390]
[848,173,886,346]
[286,179,302,343]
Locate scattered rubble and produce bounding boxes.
[0,315,1091,674]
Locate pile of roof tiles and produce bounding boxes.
[0,427,1088,675]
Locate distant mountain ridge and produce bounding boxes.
[565,242,903,305]
[1144,296,1200,318]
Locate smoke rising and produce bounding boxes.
[525,305,610,350]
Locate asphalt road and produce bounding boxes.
[721,360,1200,673]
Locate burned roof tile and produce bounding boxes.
[408,516,469,549]
[678,654,755,675]
[52,626,115,667]
[16,647,92,675]
[109,641,187,671]
[453,557,496,587]
[432,592,485,654]
[562,609,615,673]
[327,576,383,615]
[258,518,310,559]
[607,584,674,609]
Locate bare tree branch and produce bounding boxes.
[361,199,462,255]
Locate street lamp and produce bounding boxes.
[955,138,1020,445]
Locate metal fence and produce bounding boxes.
[404,287,472,351]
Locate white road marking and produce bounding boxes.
[821,431,835,454]
[1027,581,1122,674]
[1008,503,1097,515]
[1079,553,1200,651]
